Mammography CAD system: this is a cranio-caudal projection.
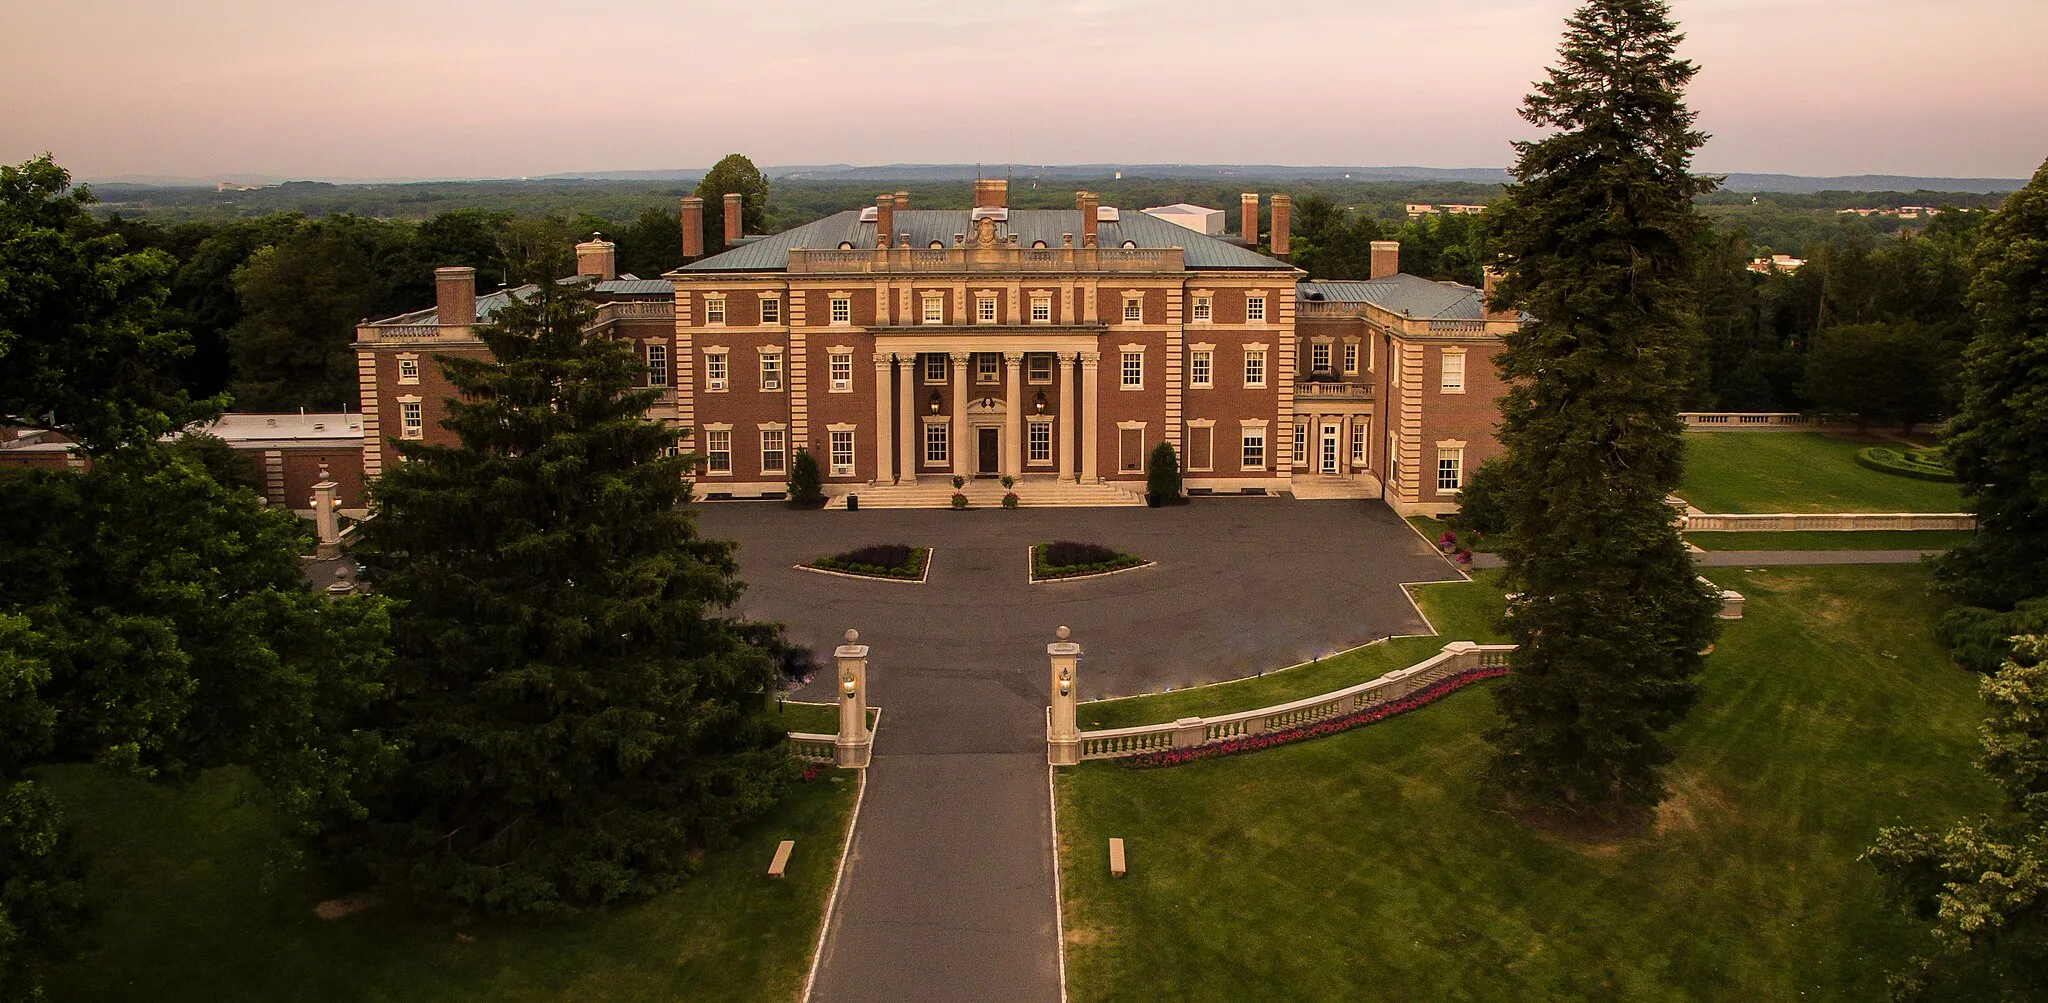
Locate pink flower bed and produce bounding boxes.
[1122,665,1508,768]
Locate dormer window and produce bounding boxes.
[930,240,945,249]
[1121,240,1137,249]
[838,241,855,250]
[1032,240,1048,248]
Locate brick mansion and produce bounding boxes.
[3,180,1522,516]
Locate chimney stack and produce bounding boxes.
[1269,195,1291,257]
[974,178,1008,209]
[1240,193,1260,245]
[1077,192,1099,248]
[875,193,894,249]
[574,234,617,281]
[1370,240,1401,280]
[722,193,744,245]
[1483,266,1515,321]
[679,197,705,260]
[435,266,475,327]
[893,191,909,211]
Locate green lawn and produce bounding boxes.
[772,699,840,734]
[41,764,857,1002]
[1678,432,1964,514]
[1407,515,1499,553]
[1057,565,1997,999]
[1079,573,1507,731]
[1687,529,1974,551]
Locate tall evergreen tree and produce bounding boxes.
[1936,158,2048,609]
[1481,0,1721,817]
[347,249,793,917]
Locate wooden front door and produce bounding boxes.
[978,427,1000,475]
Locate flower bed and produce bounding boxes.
[807,543,929,581]
[1121,665,1508,768]
[1032,540,1146,581]
[1854,445,1955,482]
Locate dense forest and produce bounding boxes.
[80,164,2000,426]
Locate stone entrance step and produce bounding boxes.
[832,478,1146,509]
[1288,474,1383,500]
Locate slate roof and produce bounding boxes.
[369,276,669,326]
[1298,274,1488,321]
[677,209,1292,273]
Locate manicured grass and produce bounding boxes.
[772,699,840,734]
[1407,515,1499,553]
[1057,565,1997,999]
[41,764,857,1002]
[1687,529,1974,551]
[1079,572,1507,730]
[1678,432,1965,513]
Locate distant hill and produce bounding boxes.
[1716,173,2024,195]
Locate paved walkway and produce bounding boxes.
[692,500,1456,1003]
[1470,549,1941,570]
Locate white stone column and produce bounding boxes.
[1047,625,1081,767]
[1080,352,1101,483]
[834,628,872,769]
[951,351,971,478]
[1057,352,1077,482]
[1003,352,1023,478]
[311,464,341,559]
[897,355,918,484]
[873,354,894,484]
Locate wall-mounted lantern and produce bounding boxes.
[928,390,943,414]
[1034,391,1048,413]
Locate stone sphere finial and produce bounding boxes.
[1056,625,1071,640]
[845,628,860,643]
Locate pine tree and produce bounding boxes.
[348,254,793,916]
[1935,158,2048,609]
[786,447,825,508]
[1481,0,1721,817]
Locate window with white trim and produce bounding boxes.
[1343,342,1359,375]
[976,354,1000,384]
[829,429,855,476]
[1441,350,1466,393]
[705,297,726,325]
[1241,428,1266,469]
[1121,350,1143,389]
[1311,341,1331,372]
[1351,420,1369,463]
[977,295,997,323]
[1119,427,1145,472]
[705,429,732,473]
[829,353,853,392]
[1438,447,1464,492]
[1030,296,1051,324]
[1246,295,1266,323]
[759,296,780,325]
[397,355,420,384]
[705,352,728,391]
[924,354,947,384]
[760,428,787,473]
[1189,349,1212,388]
[1243,349,1266,388]
[1027,353,1053,384]
[399,399,423,439]
[1027,420,1052,464]
[1191,295,1212,322]
[1122,297,1142,323]
[646,343,668,387]
[759,352,782,391]
[1187,423,1214,471]
[922,296,944,325]
[829,296,851,325]
[1292,422,1307,467]
[924,421,949,465]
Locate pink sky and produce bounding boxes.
[4,0,2044,181]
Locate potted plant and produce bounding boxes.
[1000,474,1014,489]
[950,492,969,509]
[785,447,827,509]
[1144,441,1182,508]
[1002,492,1020,509]
[951,474,966,489]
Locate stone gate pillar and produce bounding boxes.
[1048,625,1081,766]
[311,464,342,559]
[835,628,872,768]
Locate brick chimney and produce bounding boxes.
[875,193,894,249]
[679,196,704,260]
[574,234,616,281]
[894,191,909,211]
[1370,240,1401,279]
[1078,192,1099,248]
[435,266,475,327]
[723,193,744,245]
[974,178,1008,209]
[1240,193,1259,245]
[1269,195,1291,257]
[1483,267,1515,321]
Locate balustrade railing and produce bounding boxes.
[786,733,837,764]
[1295,381,1373,400]
[787,245,1186,274]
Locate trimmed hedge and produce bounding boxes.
[810,544,928,580]
[1855,446,1955,482]
[1034,540,1145,580]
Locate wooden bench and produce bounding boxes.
[768,840,795,879]
[1108,837,1126,878]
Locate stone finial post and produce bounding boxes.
[311,463,342,559]
[834,628,872,769]
[1048,625,1081,766]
